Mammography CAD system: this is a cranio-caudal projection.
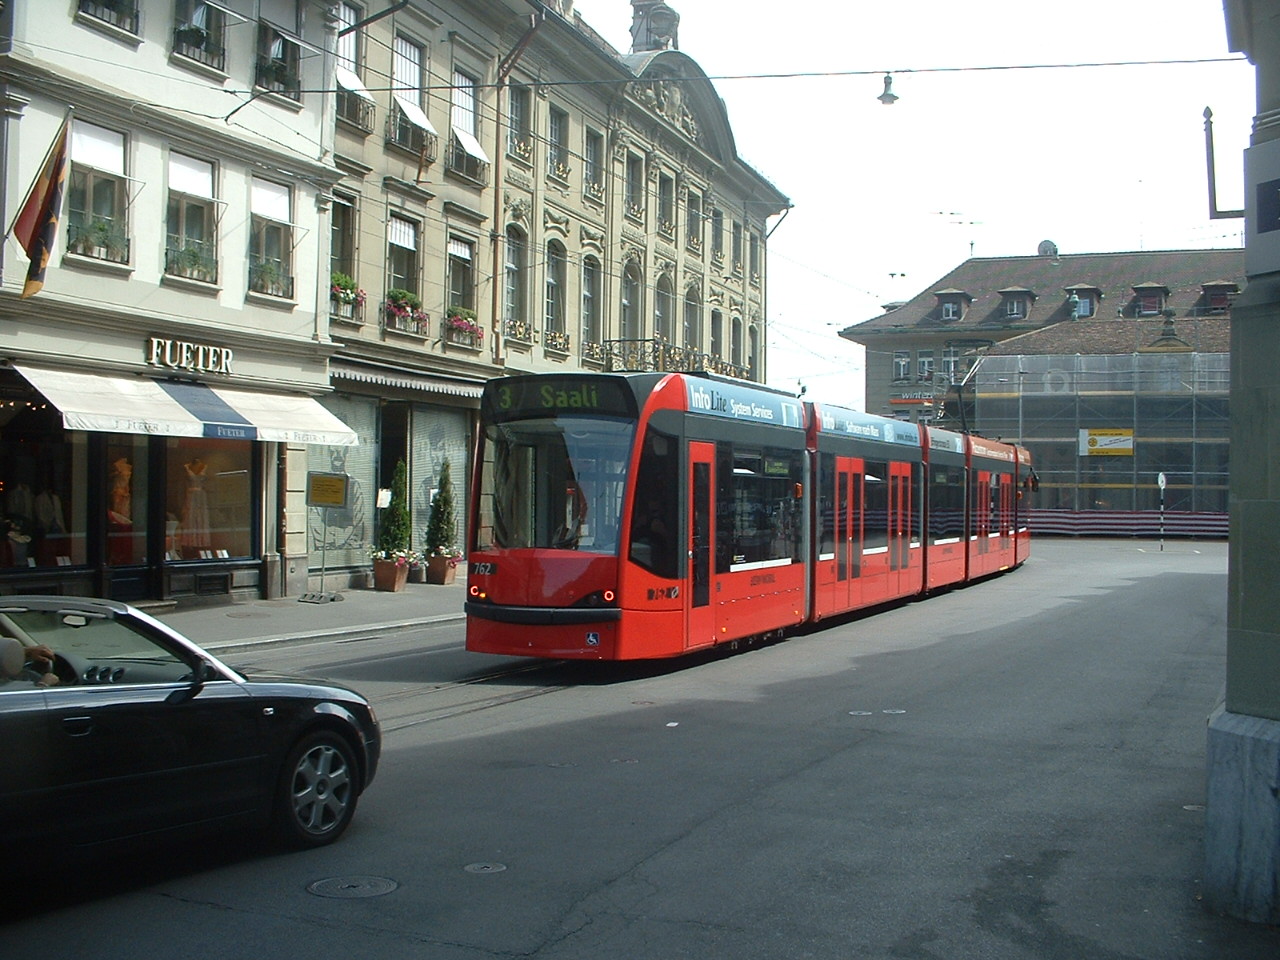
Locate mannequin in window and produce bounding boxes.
[108,458,132,525]
[181,457,211,552]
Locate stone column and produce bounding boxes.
[1204,0,1280,924]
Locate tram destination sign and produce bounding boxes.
[484,376,636,421]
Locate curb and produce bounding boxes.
[201,611,467,654]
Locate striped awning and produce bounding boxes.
[15,365,357,446]
[329,362,484,399]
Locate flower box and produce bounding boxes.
[373,556,408,592]
[425,555,457,585]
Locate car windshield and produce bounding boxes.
[475,416,634,553]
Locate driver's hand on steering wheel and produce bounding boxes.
[24,643,55,670]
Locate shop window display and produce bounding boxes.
[106,437,147,565]
[1,401,86,568]
[164,438,252,560]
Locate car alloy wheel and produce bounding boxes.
[276,731,359,848]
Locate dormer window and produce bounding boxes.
[933,287,970,322]
[998,286,1036,321]
[1199,281,1239,315]
[1064,284,1101,319]
[1132,282,1170,316]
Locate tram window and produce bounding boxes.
[715,444,803,571]
[864,461,888,552]
[629,427,679,577]
[818,453,835,557]
[929,465,965,543]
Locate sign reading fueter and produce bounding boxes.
[146,336,234,375]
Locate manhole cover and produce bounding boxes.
[464,862,507,874]
[307,876,399,899]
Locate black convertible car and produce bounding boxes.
[0,596,379,852]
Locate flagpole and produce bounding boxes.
[4,107,73,242]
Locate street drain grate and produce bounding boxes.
[307,876,399,899]
[464,862,507,874]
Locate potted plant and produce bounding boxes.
[251,259,284,296]
[331,271,367,308]
[175,22,209,50]
[385,288,429,333]
[423,458,461,584]
[372,458,413,591]
[444,306,483,346]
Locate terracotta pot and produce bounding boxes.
[373,557,408,592]
[425,555,457,585]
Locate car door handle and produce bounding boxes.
[61,716,95,737]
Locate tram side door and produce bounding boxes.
[888,461,912,576]
[687,441,716,649]
[835,457,863,610]
[974,470,992,556]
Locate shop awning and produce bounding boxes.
[330,361,484,399]
[14,366,358,446]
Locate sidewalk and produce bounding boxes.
[151,576,469,653]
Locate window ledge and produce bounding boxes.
[252,87,303,113]
[74,11,141,47]
[161,273,221,295]
[168,51,228,83]
[245,290,296,309]
[62,251,134,278]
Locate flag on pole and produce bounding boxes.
[12,117,70,299]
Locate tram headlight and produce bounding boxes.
[573,589,618,608]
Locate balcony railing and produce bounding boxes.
[255,58,300,100]
[504,317,533,343]
[603,338,748,380]
[337,90,376,133]
[248,258,293,298]
[80,0,138,33]
[67,217,130,264]
[164,241,217,283]
[545,329,571,353]
[442,317,483,349]
[447,135,489,185]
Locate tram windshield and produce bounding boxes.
[474,416,634,554]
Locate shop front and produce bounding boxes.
[0,364,356,603]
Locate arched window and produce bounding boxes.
[545,240,566,335]
[748,325,760,381]
[683,286,701,349]
[731,316,743,367]
[710,308,723,358]
[622,262,643,340]
[504,226,525,332]
[655,275,674,341]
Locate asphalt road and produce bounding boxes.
[7,539,1279,958]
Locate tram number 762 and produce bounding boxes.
[470,561,498,576]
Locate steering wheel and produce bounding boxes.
[51,652,79,685]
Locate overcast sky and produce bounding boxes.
[567,0,1256,407]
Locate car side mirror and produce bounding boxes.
[165,657,213,704]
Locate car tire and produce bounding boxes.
[273,730,360,849]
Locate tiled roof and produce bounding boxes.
[985,317,1231,355]
[840,248,1246,341]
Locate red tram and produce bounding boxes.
[465,372,1032,660]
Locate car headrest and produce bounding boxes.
[0,636,24,679]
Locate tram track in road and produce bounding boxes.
[372,658,572,732]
